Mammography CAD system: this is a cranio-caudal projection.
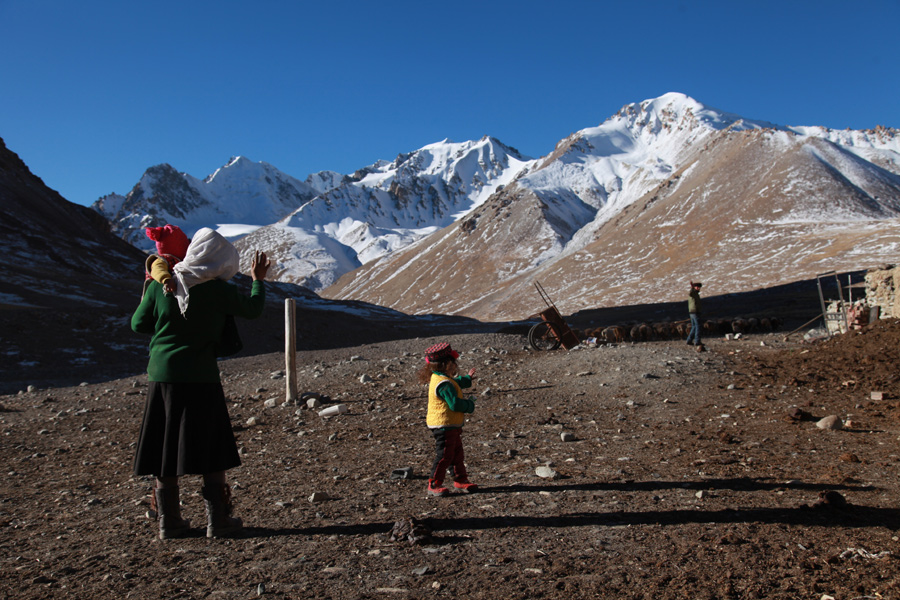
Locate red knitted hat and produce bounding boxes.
[424,342,459,363]
[145,224,190,260]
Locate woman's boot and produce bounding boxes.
[154,486,191,540]
[202,483,243,538]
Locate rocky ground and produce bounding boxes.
[3,317,900,599]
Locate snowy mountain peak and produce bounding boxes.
[232,136,536,290]
[612,92,775,135]
[92,156,321,251]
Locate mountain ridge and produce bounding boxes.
[86,92,900,319]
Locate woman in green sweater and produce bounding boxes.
[131,227,270,539]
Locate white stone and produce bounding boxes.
[318,404,348,417]
[816,415,843,430]
[535,466,558,479]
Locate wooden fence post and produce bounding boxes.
[285,298,298,403]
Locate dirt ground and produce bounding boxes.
[3,319,900,599]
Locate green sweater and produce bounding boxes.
[132,279,265,382]
[435,373,475,413]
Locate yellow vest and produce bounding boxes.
[426,374,465,428]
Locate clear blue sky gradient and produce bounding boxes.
[2,0,898,207]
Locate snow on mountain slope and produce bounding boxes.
[88,92,900,322]
[324,96,900,321]
[92,156,320,251]
[234,136,533,289]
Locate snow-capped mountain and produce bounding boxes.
[92,156,329,251]
[323,93,900,320]
[233,136,533,290]
[89,92,900,322]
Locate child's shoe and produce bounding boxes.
[427,479,449,497]
[453,479,479,493]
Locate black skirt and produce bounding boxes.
[133,381,241,477]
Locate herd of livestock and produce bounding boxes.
[579,316,785,344]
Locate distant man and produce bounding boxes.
[686,281,703,346]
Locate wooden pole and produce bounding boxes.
[782,314,823,342]
[285,298,298,403]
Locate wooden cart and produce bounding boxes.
[528,282,580,351]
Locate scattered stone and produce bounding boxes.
[871,391,885,401]
[318,404,348,417]
[303,394,323,409]
[323,567,347,574]
[788,407,812,421]
[560,432,576,442]
[390,467,413,480]
[245,417,259,427]
[389,517,432,545]
[535,466,559,479]
[816,415,843,430]
[269,371,284,380]
[359,374,373,384]
[411,566,431,576]
[839,453,860,463]
[263,398,277,409]
[309,492,330,503]
[812,490,848,509]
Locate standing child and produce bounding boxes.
[418,342,478,496]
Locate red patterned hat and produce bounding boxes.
[145,224,190,260]
[424,342,459,363]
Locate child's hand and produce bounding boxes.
[163,279,176,295]
[468,368,476,377]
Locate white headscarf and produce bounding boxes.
[172,227,240,316]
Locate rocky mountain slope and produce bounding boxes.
[0,136,146,311]
[92,157,330,251]
[232,137,531,290]
[86,93,900,321]
[324,95,900,321]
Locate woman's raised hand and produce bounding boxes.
[251,251,271,281]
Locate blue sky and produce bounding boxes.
[1,0,898,207]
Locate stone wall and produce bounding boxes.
[864,265,900,318]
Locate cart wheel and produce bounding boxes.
[529,321,561,351]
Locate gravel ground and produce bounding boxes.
[2,323,900,599]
